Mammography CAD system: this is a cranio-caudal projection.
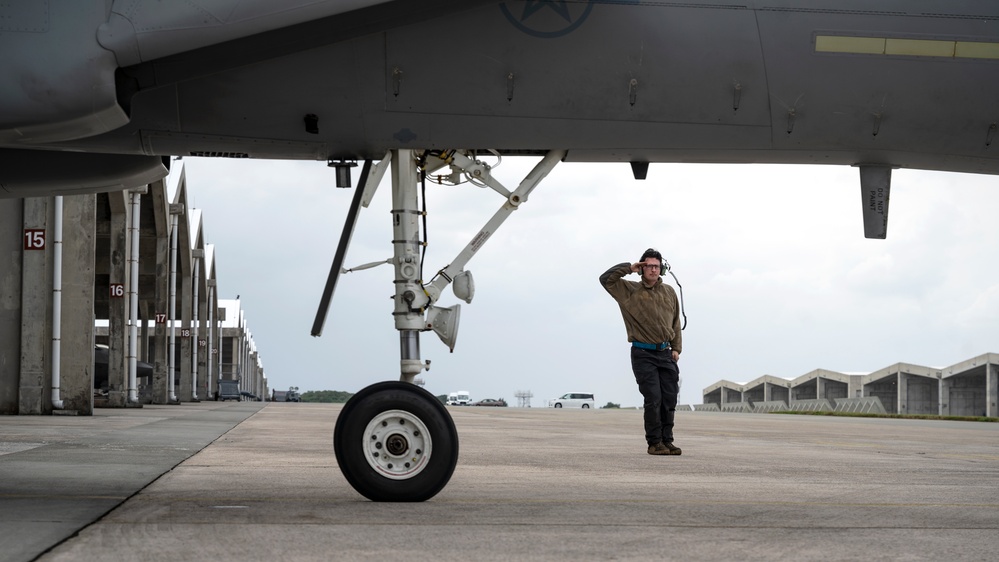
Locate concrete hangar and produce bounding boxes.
[0,163,267,415]
[701,353,998,417]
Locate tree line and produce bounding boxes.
[299,390,355,403]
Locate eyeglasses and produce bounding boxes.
[642,264,661,270]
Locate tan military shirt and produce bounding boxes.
[600,262,682,353]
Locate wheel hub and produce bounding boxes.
[385,433,408,455]
[362,409,432,480]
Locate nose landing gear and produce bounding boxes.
[324,149,564,501]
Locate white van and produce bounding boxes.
[548,392,595,409]
[447,391,471,406]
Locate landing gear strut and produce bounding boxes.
[321,149,565,501]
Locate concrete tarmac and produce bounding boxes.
[1,402,997,561]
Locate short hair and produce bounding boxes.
[640,248,663,263]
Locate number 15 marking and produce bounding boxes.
[24,229,45,250]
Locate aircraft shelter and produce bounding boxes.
[0,162,267,415]
[702,353,998,417]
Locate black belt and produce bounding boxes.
[632,341,671,352]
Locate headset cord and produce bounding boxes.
[665,267,687,331]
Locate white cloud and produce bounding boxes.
[957,283,999,327]
[846,253,895,284]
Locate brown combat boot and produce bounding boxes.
[663,442,682,455]
[647,442,669,455]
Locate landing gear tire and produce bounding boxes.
[334,381,459,502]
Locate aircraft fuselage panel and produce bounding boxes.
[1,1,998,178]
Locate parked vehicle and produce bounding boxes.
[93,344,153,390]
[217,379,240,401]
[446,391,471,406]
[471,398,507,407]
[272,388,301,402]
[548,392,595,409]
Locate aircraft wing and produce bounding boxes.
[2,0,999,196]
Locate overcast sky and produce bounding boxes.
[182,156,999,408]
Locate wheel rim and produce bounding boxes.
[361,409,432,480]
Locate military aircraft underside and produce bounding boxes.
[1,0,997,500]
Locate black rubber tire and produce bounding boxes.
[582,404,590,409]
[554,403,562,408]
[334,381,458,502]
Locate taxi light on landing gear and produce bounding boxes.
[426,304,460,352]
[452,270,474,303]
